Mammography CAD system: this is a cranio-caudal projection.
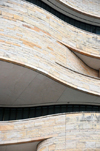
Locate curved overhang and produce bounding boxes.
[74,51,100,70]
[41,0,100,26]
[1,1,100,59]
[0,60,100,107]
[0,0,100,106]
[0,142,40,151]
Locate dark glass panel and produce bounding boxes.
[73,105,79,112]
[16,108,23,120]
[86,24,91,32]
[56,11,60,18]
[96,27,100,34]
[80,105,86,111]
[65,17,70,23]
[4,108,10,121]
[55,105,61,113]
[10,108,16,120]
[91,26,96,33]
[33,0,37,5]
[70,19,75,26]
[23,108,29,119]
[46,5,51,12]
[52,9,56,15]
[42,2,46,9]
[29,107,35,118]
[42,106,48,116]
[61,105,66,113]
[86,106,92,111]
[75,20,80,28]
[48,106,54,114]
[37,0,41,7]
[80,22,85,30]
[36,107,41,117]
[0,108,3,121]
[92,106,99,112]
[67,105,73,112]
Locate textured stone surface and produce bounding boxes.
[0,0,100,96]
[60,0,100,18]
[0,0,100,58]
[0,113,100,150]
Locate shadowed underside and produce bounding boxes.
[0,61,100,107]
[0,0,100,150]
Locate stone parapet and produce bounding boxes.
[0,113,100,150]
[58,0,100,18]
[0,0,100,95]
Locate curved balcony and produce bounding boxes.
[1,0,100,58]
[41,0,100,26]
[0,113,100,150]
[0,61,99,107]
[58,0,100,19]
[0,0,100,105]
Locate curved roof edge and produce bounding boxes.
[41,0,100,26]
[0,60,100,107]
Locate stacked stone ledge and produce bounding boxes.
[58,0,100,18]
[0,0,100,151]
[0,0,100,95]
[0,113,100,150]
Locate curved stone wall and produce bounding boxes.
[59,0,100,18]
[41,0,100,26]
[0,0,100,58]
[0,0,100,96]
[0,113,100,150]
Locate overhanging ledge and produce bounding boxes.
[0,60,100,107]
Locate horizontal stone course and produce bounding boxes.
[0,113,100,150]
[0,0,100,96]
[59,0,100,18]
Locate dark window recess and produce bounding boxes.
[26,0,100,35]
[0,104,100,121]
[96,27,100,34]
[10,108,16,120]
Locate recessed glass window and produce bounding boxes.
[16,108,22,120]
[9,108,16,120]
[55,105,61,113]
[96,27,100,34]
[0,105,100,121]
[42,107,48,116]
[29,108,35,118]
[4,108,10,121]
[0,108,3,120]
[23,108,29,119]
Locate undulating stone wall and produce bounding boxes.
[1,0,100,58]
[0,113,100,150]
[59,0,100,18]
[0,0,100,96]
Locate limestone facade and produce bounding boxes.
[0,0,100,96]
[59,0,100,18]
[0,0,100,150]
[0,113,100,150]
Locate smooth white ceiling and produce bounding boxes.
[74,52,100,70]
[0,141,40,151]
[0,61,100,107]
